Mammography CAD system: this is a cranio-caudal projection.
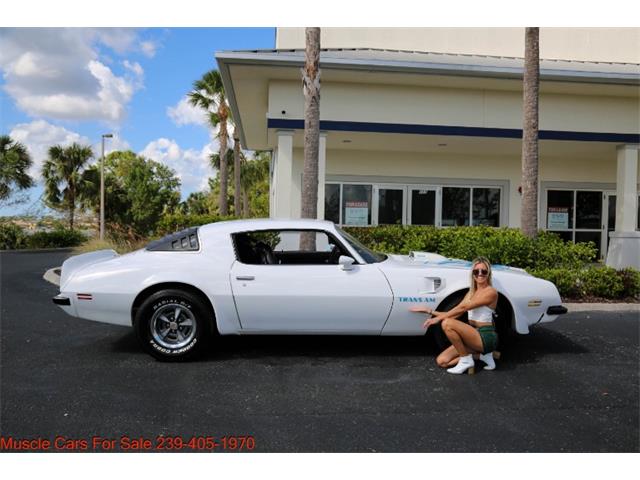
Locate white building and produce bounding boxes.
[216,28,640,267]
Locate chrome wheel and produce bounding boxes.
[150,303,196,349]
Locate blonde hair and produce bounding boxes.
[467,256,493,299]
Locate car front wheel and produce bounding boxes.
[135,289,212,361]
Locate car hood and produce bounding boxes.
[384,252,531,276]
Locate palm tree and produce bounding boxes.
[233,136,241,216]
[188,70,232,216]
[210,148,243,216]
[300,27,321,250]
[0,135,34,205]
[521,27,540,238]
[42,143,94,230]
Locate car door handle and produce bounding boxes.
[236,275,255,281]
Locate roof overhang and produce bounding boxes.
[216,48,640,150]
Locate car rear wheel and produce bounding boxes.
[135,289,212,361]
[430,290,513,352]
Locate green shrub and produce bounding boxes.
[156,213,237,236]
[531,231,597,270]
[578,266,625,298]
[343,225,440,255]
[344,225,596,270]
[0,222,28,250]
[26,229,87,249]
[530,268,584,297]
[530,266,639,299]
[617,267,640,298]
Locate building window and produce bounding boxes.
[442,186,501,227]
[410,189,436,225]
[442,187,470,226]
[325,181,502,228]
[546,189,604,258]
[546,190,574,230]
[378,188,404,225]
[473,187,501,226]
[575,191,602,230]
[325,183,340,224]
[342,184,372,226]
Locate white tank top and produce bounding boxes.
[468,305,495,323]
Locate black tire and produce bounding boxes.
[134,289,213,361]
[493,294,516,349]
[429,290,469,352]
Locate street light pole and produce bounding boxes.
[100,133,113,241]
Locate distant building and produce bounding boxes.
[217,28,640,267]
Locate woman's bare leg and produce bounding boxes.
[436,345,459,368]
[441,318,484,356]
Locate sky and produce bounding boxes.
[0,27,276,216]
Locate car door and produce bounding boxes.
[229,229,393,333]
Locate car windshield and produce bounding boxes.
[336,227,387,264]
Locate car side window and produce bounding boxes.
[233,230,351,266]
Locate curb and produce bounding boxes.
[43,268,61,287]
[564,302,640,312]
[1,247,73,254]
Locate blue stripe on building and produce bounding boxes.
[267,118,640,143]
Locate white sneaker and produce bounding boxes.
[479,352,496,371]
[446,354,475,375]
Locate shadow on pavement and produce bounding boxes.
[106,323,588,365]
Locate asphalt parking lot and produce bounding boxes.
[1,250,638,452]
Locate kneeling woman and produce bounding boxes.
[411,256,499,374]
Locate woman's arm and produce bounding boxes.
[442,288,498,319]
[426,288,497,324]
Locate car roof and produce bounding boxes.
[198,218,337,236]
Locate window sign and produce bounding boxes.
[345,201,369,225]
[342,184,372,225]
[548,207,569,229]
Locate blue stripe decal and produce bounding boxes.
[267,118,640,143]
[432,259,513,271]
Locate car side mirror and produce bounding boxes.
[338,255,355,271]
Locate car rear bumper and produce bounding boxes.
[52,295,71,306]
[546,305,568,315]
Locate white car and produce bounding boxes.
[51,218,567,361]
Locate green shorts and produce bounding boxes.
[477,325,498,354]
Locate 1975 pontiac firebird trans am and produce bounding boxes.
[51,219,567,361]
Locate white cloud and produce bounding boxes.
[167,96,209,127]
[94,29,140,55]
[140,41,157,58]
[123,60,144,79]
[140,138,218,196]
[9,120,93,180]
[0,28,149,123]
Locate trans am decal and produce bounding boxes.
[398,297,436,303]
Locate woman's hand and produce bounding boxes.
[423,315,444,329]
[409,306,434,315]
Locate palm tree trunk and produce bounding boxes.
[521,27,540,239]
[234,137,241,216]
[300,27,321,250]
[219,123,229,216]
[243,188,249,218]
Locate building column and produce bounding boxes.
[273,130,294,218]
[606,144,640,269]
[316,132,327,219]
